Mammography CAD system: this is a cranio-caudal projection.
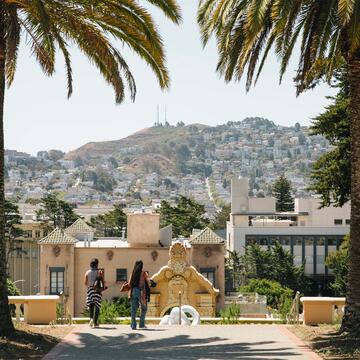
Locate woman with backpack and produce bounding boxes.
[85,258,106,328]
[129,260,151,330]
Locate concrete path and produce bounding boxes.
[43,325,321,360]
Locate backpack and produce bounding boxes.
[93,270,107,293]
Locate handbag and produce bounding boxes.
[120,281,131,292]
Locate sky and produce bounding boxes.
[5,2,335,155]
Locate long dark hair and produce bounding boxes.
[130,260,143,288]
[90,258,99,270]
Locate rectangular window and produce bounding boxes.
[293,236,303,246]
[200,267,215,286]
[257,236,268,246]
[268,236,279,246]
[24,230,32,238]
[327,238,337,246]
[116,268,127,282]
[304,236,314,246]
[49,267,64,295]
[345,219,350,225]
[334,219,343,226]
[35,230,41,238]
[279,236,291,246]
[317,237,325,246]
[246,236,256,246]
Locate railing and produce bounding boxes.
[287,291,300,324]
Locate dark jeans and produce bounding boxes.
[131,287,147,329]
[89,303,100,324]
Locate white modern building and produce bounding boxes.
[227,178,350,280]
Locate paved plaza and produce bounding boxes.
[43,324,321,360]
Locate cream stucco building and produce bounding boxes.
[37,214,225,317]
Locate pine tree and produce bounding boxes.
[272,176,294,212]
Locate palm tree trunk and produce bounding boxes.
[341,56,360,335]
[0,9,15,336]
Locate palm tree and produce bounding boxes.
[0,0,181,336]
[198,0,360,335]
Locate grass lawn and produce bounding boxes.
[0,323,73,360]
[289,324,360,359]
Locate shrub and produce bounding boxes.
[98,300,119,324]
[112,296,131,317]
[239,279,293,309]
[7,278,21,296]
[220,303,241,324]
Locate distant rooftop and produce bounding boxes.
[189,227,225,245]
[65,218,95,235]
[38,228,77,245]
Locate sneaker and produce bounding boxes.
[89,319,94,328]
[139,325,147,329]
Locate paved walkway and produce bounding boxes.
[43,325,321,360]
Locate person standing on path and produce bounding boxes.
[85,258,105,328]
[129,260,151,330]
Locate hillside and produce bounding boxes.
[65,124,209,162]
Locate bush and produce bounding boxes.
[7,278,21,296]
[220,303,241,324]
[98,300,119,324]
[239,279,293,309]
[112,297,131,317]
[82,296,132,324]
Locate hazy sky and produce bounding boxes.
[5,2,335,155]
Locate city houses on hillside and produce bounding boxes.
[36,215,225,317]
[227,177,350,288]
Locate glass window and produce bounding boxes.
[293,236,302,246]
[345,219,350,225]
[279,236,291,246]
[257,236,268,246]
[246,236,256,246]
[50,267,64,295]
[35,230,41,238]
[327,238,337,246]
[304,236,314,246]
[269,236,279,245]
[334,219,343,225]
[317,237,325,246]
[200,268,215,286]
[116,268,127,282]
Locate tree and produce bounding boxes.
[36,194,78,230]
[242,243,311,295]
[272,176,294,212]
[0,0,181,336]
[5,200,23,271]
[198,0,360,334]
[310,69,350,208]
[225,250,243,292]
[209,204,231,230]
[158,196,209,237]
[240,279,293,309]
[326,235,349,297]
[90,205,127,237]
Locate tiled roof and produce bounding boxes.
[38,228,77,244]
[65,218,95,235]
[189,227,225,245]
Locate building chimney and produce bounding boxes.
[231,177,249,214]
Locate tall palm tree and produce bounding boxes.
[0,0,181,336]
[198,0,360,335]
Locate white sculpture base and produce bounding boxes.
[159,305,201,326]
